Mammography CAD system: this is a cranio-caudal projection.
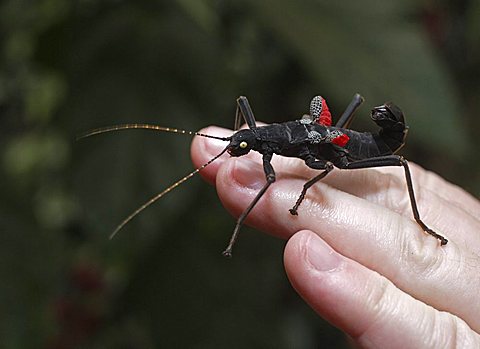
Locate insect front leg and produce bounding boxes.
[222,153,275,257]
[337,155,448,245]
[235,96,257,130]
[289,156,334,215]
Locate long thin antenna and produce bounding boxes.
[109,145,229,239]
[77,124,231,142]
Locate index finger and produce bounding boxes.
[213,155,480,332]
[191,126,480,247]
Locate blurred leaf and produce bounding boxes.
[466,0,480,54]
[247,0,467,156]
[4,30,35,63]
[34,184,79,230]
[3,132,69,181]
[26,72,67,124]
[174,0,219,33]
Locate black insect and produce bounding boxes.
[79,94,448,257]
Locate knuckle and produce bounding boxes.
[372,170,411,214]
[387,177,407,205]
[381,170,423,219]
[364,276,392,316]
[432,310,478,348]
[403,236,445,277]
[450,315,480,348]
[400,229,453,280]
[355,277,395,341]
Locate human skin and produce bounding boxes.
[191,125,480,348]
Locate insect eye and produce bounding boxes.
[239,141,248,149]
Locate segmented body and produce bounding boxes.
[248,120,395,166]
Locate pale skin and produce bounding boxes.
[191,126,480,348]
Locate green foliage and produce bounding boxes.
[0,0,478,348]
[248,0,467,154]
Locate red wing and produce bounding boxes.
[331,133,349,147]
[317,98,332,126]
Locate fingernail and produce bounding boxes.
[306,234,341,272]
[232,159,265,190]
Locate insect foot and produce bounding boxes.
[222,248,233,258]
[289,162,334,216]
[426,228,449,246]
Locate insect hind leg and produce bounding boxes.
[338,155,448,245]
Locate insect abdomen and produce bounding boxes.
[342,129,393,160]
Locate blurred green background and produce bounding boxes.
[1,0,479,348]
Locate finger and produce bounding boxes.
[214,157,480,331]
[318,162,480,223]
[192,131,480,246]
[284,231,480,348]
[192,126,480,222]
[191,126,263,185]
[190,126,233,185]
[323,167,480,248]
[316,164,480,241]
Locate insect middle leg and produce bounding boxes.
[289,157,334,215]
[337,155,448,245]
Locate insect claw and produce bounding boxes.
[222,249,233,258]
[425,228,448,245]
[289,208,298,216]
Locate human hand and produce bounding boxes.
[191,126,480,348]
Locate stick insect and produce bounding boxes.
[78,94,448,257]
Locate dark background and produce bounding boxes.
[1,1,479,348]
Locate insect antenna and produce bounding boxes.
[109,144,230,239]
[76,123,231,142]
[77,123,231,239]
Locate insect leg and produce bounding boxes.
[223,153,275,257]
[289,157,334,215]
[234,104,242,131]
[335,93,365,129]
[236,96,257,130]
[338,155,448,245]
